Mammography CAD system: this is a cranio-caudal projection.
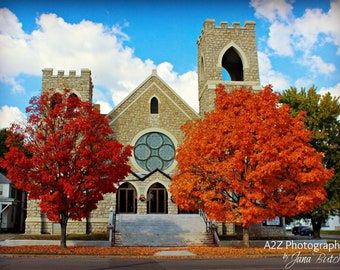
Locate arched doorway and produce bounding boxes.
[147,183,168,214]
[116,183,137,213]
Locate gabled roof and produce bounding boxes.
[131,169,172,181]
[0,173,10,184]
[107,69,199,124]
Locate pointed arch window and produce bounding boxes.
[67,93,80,114]
[51,93,62,111]
[222,47,244,81]
[150,97,159,114]
[68,93,79,100]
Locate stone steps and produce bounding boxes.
[112,214,215,247]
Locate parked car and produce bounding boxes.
[292,226,314,236]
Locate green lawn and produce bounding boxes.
[286,229,340,235]
[321,230,340,236]
[13,233,108,240]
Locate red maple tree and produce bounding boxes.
[1,89,132,248]
[170,85,333,247]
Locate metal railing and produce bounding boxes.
[107,207,116,246]
[199,209,211,232]
[199,209,219,245]
[199,209,217,233]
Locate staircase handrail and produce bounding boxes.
[108,207,116,246]
[199,209,219,245]
[112,211,116,244]
[199,209,213,232]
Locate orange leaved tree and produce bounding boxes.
[1,89,132,248]
[170,85,333,248]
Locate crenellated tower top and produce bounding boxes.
[42,68,93,103]
[198,19,256,43]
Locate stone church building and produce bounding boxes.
[25,19,284,236]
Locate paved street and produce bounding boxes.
[0,256,339,270]
[0,233,339,269]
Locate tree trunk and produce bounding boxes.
[311,217,322,239]
[86,216,91,235]
[60,212,69,248]
[243,226,250,248]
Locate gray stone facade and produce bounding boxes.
[26,69,199,234]
[25,19,285,237]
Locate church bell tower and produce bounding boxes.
[197,19,261,115]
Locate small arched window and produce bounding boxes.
[51,93,62,110]
[67,93,80,114]
[150,97,158,114]
[68,93,79,100]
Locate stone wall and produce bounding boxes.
[215,222,285,238]
[249,223,286,237]
[109,71,198,149]
[108,71,199,173]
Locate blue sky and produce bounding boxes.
[0,0,339,128]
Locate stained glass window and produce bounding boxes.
[134,132,175,171]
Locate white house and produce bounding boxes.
[322,215,340,231]
[287,216,340,231]
[0,173,26,232]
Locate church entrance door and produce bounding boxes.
[116,183,137,213]
[147,183,168,214]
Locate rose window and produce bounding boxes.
[134,132,175,171]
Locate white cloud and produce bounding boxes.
[156,62,198,112]
[95,101,112,115]
[319,83,340,98]
[250,0,293,22]
[294,77,313,89]
[252,0,340,94]
[257,51,290,90]
[252,0,340,55]
[293,8,328,52]
[268,22,294,57]
[0,8,198,113]
[327,0,340,54]
[0,105,27,129]
[0,7,25,38]
[293,2,340,54]
[1,76,24,93]
[264,5,340,58]
[301,55,336,76]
